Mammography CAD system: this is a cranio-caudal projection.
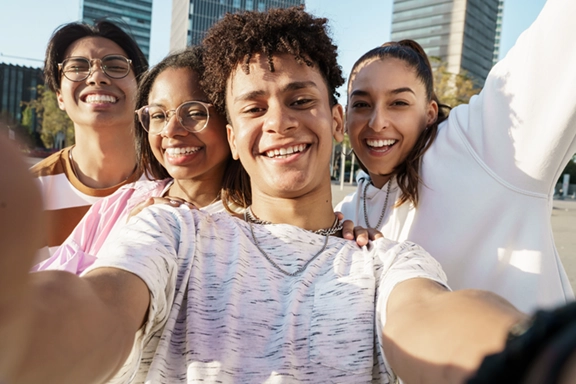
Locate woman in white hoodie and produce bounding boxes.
[336,0,576,314]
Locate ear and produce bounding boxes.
[426,99,439,126]
[226,123,240,160]
[56,91,66,111]
[331,103,345,143]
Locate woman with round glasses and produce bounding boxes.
[33,46,250,274]
[31,20,148,260]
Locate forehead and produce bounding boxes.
[349,57,422,94]
[227,53,329,100]
[63,36,128,59]
[149,67,205,103]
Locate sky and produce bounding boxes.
[0,0,547,104]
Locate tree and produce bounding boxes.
[28,85,75,149]
[431,58,481,108]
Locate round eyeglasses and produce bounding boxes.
[135,101,212,135]
[58,55,132,82]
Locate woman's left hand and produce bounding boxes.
[336,212,384,247]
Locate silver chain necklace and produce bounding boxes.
[363,179,392,229]
[244,207,343,276]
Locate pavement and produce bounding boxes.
[331,180,576,293]
[551,198,576,291]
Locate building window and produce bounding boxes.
[246,0,253,9]
[233,0,240,8]
[258,1,265,11]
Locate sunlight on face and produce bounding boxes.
[225,53,344,199]
[346,57,437,188]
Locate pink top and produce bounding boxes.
[32,179,172,274]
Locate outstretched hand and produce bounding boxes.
[336,212,384,247]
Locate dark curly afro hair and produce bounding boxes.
[201,5,344,115]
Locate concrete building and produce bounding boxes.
[81,0,153,59]
[391,0,500,85]
[170,0,305,53]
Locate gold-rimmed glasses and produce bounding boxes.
[135,101,212,135]
[58,55,132,82]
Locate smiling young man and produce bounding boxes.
[31,20,148,258]
[1,7,527,384]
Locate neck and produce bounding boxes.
[71,128,137,188]
[249,182,336,232]
[168,178,222,208]
[369,172,393,189]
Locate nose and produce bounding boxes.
[160,112,189,138]
[368,107,389,132]
[85,60,111,85]
[264,102,297,135]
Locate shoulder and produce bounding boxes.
[29,147,69,177]
[117,178,171,195]
[372,238,448,283]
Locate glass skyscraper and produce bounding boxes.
[391,0,500,85]
[81,0,153,59]
[170,0,304,52]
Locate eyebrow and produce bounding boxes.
[350,87,416,98]
[233,81,319,103]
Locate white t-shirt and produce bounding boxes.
[87,205,447,383]
[335,0,576,314]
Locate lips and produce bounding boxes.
[366,139,396,148]
[264,143,307,158]
[165,146,201,156]
[82,93,118,104]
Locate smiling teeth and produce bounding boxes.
[265,144,307,158]
[85,94,118,103]
[165,147,201,156]
[366,139,396,147]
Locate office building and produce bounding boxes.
[0,63,43,133]
[81,0,153,59]
[492,0,504,66]
[170,0,305,52]
[391,0,500,85]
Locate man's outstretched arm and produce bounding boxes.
[383,278,526,384]
[0,137,149,384]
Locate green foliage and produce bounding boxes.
[21,105,33,134]
[431,58,481,107]
[28,85,75,149]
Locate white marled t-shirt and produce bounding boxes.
[87,205,448,383]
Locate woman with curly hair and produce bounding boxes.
[337,0,576,315]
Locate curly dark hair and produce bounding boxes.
[348,40,451,208]
[135,46,251,213]
[44,19,148,93]
[201,5,344,116]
